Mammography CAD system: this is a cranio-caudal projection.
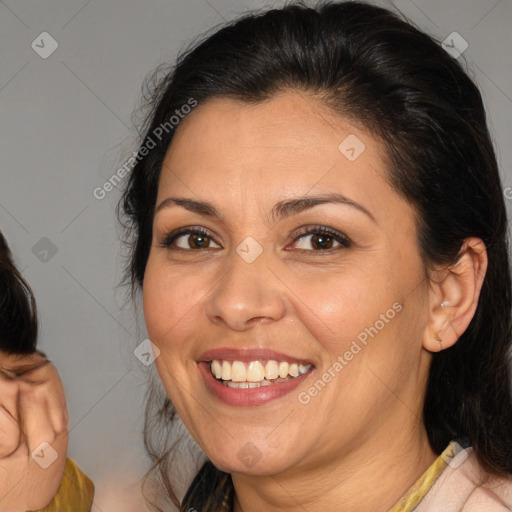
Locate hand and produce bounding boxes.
[0,351,69,512]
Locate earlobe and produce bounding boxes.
[430,302,452,351]
[427,317,460,352]
[433,330,443,350]
[423,237,488,353]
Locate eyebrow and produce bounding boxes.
[155,192,377,224]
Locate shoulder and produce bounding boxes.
[416,445,512,511]
[473,470,512,510]
[34,458,95,512]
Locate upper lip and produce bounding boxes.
[197,348,314,365]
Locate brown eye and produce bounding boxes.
[160,227,221,250]
[178,233,213,249]
[292,226,351,252]
[295,233,339,250]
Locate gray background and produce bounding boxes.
[1,0,511,505]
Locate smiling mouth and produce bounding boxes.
[209,359,313,388]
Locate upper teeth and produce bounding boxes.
[209,359,311,382]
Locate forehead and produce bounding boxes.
[165,90,378,165]
[156,90,401,224]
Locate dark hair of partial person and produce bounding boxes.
[117,1,512,510]
[0,231,38,355]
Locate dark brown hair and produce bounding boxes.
[0,231,38,355]
[118,1,512,509]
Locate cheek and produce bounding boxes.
[142,257,201,346]
[286,262,401,350]
[142,260,201,402]
[293,259,422,392]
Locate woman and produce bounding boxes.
[119,1,512,510]
[0,231,94,511]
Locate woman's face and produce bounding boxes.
[143,90,433,476]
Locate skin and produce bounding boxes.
[143,90,487,512]
[0,350,69,512]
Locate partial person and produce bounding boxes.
[0,231,94,511]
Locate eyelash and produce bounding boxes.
[159,225,352,254]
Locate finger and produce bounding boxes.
[3,354,52,381]
[0,367,17,380]
[15,359,52,379]
[0,380,21,457]
[31,363,68,433]
[0,377,20,424]
[44,379,69,435]
[0,406,21,457]
[18,382,56,456]
[17,362,68,441]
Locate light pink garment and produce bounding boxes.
[416,443,512,511]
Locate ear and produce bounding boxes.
[423,237,488,353]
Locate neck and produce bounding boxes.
[232,424,438,512]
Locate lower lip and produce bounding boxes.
[198,362,313,407]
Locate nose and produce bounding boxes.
[204,247,287,331]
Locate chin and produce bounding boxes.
[203,438,298,477]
